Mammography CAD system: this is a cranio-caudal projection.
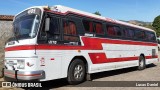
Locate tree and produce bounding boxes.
[94,11,101,16]
[152,15,160,36]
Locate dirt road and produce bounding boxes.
[53,62,160,90]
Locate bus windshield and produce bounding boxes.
[13,14,40,39]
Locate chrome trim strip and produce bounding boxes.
[4,69,16,79]
[4,69,45,80]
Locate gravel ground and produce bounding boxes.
[0,53,160,90]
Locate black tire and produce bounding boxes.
[67,59,86,85]
[138,56,146,70]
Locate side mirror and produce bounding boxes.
[45,18,50,31]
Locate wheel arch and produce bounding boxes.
[140,53,145,61]
[68,56,89,73]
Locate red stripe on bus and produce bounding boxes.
[145,55,158,59]
[5,37,157,51]
[88,53,158,64]
[5,45,35,51]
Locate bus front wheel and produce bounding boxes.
[67,59,86,85]
[138,56,146,70]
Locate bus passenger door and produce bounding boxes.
[37,14,63,80]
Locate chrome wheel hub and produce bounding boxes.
[140,59,144,67]
[74,65,83,80]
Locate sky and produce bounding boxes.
[0,0,160,22]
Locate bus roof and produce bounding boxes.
[17,5,154,32]
[48,5,154,32]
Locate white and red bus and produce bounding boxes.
[3,5,159,84]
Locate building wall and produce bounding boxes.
[0,20,13,61]
[0,15,14,74]
[0,21,13,39]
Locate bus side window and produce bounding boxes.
[107,26,116,36]
[95,22,103,34]
[115,27,122,36]
[107,26,122,37]
[47,17,60,40]
[83,20,94,33]
[63,20,79,42]
[146,32,156,41]
[135,30,145,40]
[38,16,60,44]
[124,29,134,38]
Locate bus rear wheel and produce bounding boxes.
[67,59,86,85]
[138,56,146,70]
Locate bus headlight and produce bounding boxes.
[17,60,25,69]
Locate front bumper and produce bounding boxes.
[3,69,45,80]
